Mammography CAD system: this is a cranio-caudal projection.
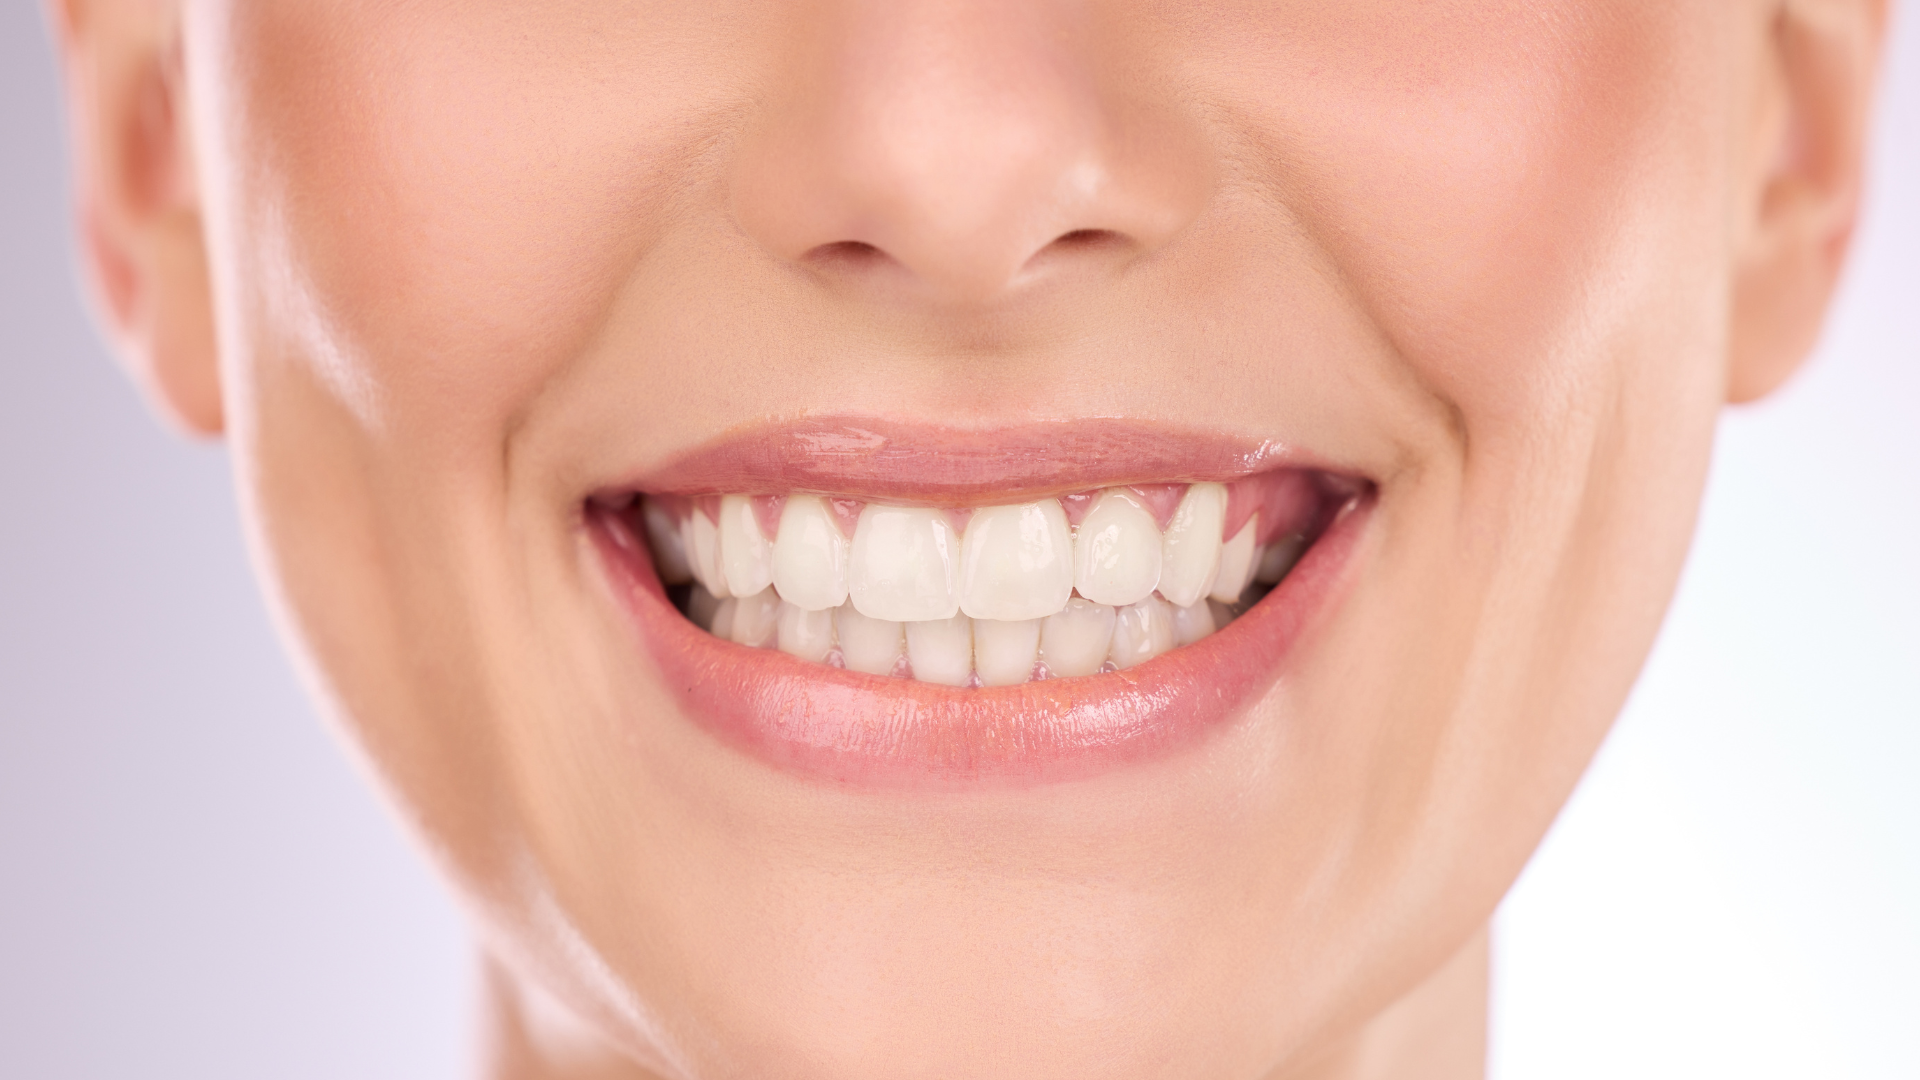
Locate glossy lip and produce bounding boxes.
[598,417,1350,504]
[589,489,1373,788]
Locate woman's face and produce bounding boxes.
[102,0,1850,1074]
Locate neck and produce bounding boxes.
[480,925,1489,1080]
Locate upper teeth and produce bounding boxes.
[1072,489,1164,607]
[958,501,1074,621]
[770,495,849,611]
[637,478,1322,685]
[849,505,961,622]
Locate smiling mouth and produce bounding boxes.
[614,467,1350,685]
[586,419,1373,784]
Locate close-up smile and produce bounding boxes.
[40,0,1889,1072]
[587,421,1374,784]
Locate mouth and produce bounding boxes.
[587,419,1372,786]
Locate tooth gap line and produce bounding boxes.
[618,473,1342,690]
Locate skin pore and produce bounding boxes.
[53,1,1885,1078]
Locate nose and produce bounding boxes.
[729,0,1213,306]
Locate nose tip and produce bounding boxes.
[729,1,1212,306]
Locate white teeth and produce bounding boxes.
[834,603,904,676]
[1210,517,1259,604]
[958,501,1074,621]
[1170,599,1217,646]
[849,505,960,623]
[729,587,781,648]
[1040,597,1118,678]
[1256,534,1308,584]
[1157,483,1226,608]
[1108,596,1176,670]
[710,596,737,641]
[688,583,722,632]
[643,501,693,584]
[776,602,836,663]
[772,494,850,611]
[906,614,974,687]
[684,509,729,598]
[1072,490,1163,607]
[973,618,1041,686]
[719,495,775,598]
[669,479,1325,683]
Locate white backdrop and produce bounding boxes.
[1,6,1913,1078]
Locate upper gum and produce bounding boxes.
[650,470,1331,549]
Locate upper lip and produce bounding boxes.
[597,416,1361,504]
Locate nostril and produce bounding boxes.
[801,229,1134,294]
[1052,228,1118,249]
[803,240,889,270]
[1022,227,1131,274]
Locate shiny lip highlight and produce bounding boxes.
[598,417,1342,505]
[588,483,1373,787]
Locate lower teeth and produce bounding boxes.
[669,576,1279,686]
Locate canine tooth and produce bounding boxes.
[772,494,850,611]
[710,597,738,641]
[1170,599,1217,646]
[729,587,781,647]
[1040,597,1118,678]
[1255,534,1308,584]
[973,618,1041,686]
[906,614,974,687]
[642,501,693,584]
[719,495,775,597]
[687,583,722,631]
[777,602,836,663]
[958,501,1074,621]
[835,604,904,676]
[1158,483,1226,607]
[1109,597,1176,669]
[1210,517,1259,603]
[684,510,729,597]
[1072,489,1162,607]
[849,505,959,623]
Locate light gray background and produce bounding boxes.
[2,5,1913,1078]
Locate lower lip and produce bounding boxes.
[589,499,1371,788]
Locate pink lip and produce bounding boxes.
[589,494,1372,788]
[604,417,1344,504]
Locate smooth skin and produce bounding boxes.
[52,1,1886,1077]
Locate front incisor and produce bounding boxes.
[835,604,904,675]
[958,501,1074,621]
[906,614,974,687]
[974,618,1042,686]
[849,505,960,623]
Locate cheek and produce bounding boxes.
[225,0,742,447]
[1191,0,1731,435]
